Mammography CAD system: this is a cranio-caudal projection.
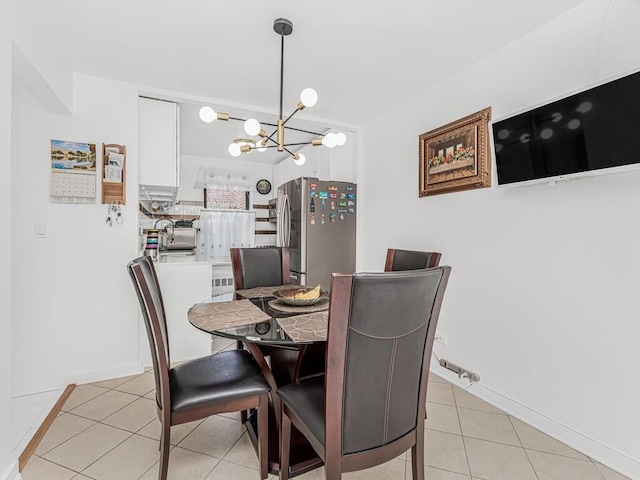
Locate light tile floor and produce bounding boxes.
[22,339,630,480]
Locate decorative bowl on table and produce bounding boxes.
[273,287,329,306]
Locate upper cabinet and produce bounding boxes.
[139,97,180,188]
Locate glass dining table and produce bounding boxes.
[188,285,328,477]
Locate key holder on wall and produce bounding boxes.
[102,143,126,205]
[105,203,123,227]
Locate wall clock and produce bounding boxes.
[256,179,272,195]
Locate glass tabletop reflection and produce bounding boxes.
[193,297,328,345]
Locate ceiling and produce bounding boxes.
[15,0,587,161]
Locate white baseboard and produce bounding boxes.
[432,365,640,480]
[0,460,20,480]
[12,361,145,397]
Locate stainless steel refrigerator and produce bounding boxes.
[277,177,357,289]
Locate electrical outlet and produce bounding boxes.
[435,332,448,345]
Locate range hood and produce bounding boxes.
[139,184,178,214]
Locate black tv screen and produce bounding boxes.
[493,70,640,185]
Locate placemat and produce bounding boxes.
[235,284,299,299]
[268,298,329,314]
[188,299,271,332]
[277,311,328,342]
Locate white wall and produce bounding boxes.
[273,131,357,191]
[359,0,640,476]
[11,73,142,396]
[1,1,15,477]
[11,2,73,113]
[179,154,275,203]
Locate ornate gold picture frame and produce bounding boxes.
[419,107,492,196]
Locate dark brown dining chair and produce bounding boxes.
[385,248,442,420]
[230,246,324,392]
[278,266,451,480]
[384,248,441,272]
[128,256,270,480]
[230,246,291,297]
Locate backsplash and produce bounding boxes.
[138,200,276,250]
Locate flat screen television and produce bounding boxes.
[492,70,640,186]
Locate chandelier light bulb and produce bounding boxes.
[244,118,261,136]
[293,153,306,166]
[335,132,347,146]
[322,132,337,148]
[199,106,217,123]
[256,139,267,152]
[300,88,318,108]
[228,143,241,157]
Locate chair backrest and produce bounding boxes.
[230,247,290,291]
[325,267,451,456]
[384,248,441,272]
[128,256,171,413]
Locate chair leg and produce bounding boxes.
[158,422,171,480]
[236,340,250,424]
[258,394,268,480]
[410,434,425,480]
[324,451,342,480]
[279,408,291,480]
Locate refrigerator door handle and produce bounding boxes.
[284,194,291,247]
[277,194,290,247]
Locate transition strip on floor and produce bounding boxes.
[18,384,76,472]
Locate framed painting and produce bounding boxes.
[419,107,491,196]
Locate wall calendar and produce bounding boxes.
[50,139,97,204]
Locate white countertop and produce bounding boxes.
[152,251,231,266]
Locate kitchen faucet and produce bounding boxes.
[154,218,175,243]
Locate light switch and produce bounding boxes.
[35,222,48,238]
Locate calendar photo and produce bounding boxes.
[51,140,97,171]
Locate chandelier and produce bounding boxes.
[198,18,346,166]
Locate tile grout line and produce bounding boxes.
[26,374,237,477]
[215,433,263,473]
[35,382,142,475]
[508,415,541,480]
[452,384,474,478]
[34,411,96,457]
[76,428,135,478]
[588,457,612,480]
[61,386,112,414]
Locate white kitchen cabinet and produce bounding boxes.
[139,97,180,187]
